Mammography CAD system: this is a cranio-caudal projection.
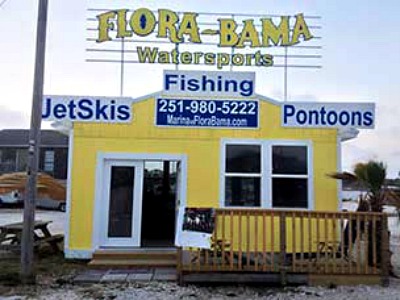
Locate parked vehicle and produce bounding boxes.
[36,196,66,212]
[0,190,23,207]
[0,172,66,211]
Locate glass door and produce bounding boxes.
[101,160,144,247]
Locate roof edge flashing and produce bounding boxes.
[339,128,359,142]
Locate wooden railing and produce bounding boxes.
[177,209,391,285]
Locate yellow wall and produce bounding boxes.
[68,96,339,252]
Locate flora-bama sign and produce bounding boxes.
[96,8,314,69]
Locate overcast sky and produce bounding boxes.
[0,0,399,177]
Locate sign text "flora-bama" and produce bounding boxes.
[95,8,314,69]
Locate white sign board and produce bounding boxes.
[175,207,215,249]
[42,95,133,123]
[163,70,255,98]
[282,102,375,129]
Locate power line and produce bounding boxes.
[0,0,10,9]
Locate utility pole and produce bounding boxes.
[21,0,48,284]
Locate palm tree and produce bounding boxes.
[329,161,398,212]
[329,161,400,273]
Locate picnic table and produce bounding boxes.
[0,220,63,252]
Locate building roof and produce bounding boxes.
[0,129,68,148]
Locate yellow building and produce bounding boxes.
[61,70,363,259]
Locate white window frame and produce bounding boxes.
[268,140,313,210]
[220,138,313,210]
[222,140,265,208]
[44,150,55,172]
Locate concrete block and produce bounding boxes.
[154,268,177,275]
[153,273,177,281]
[101,273,128,282]
[74,273,103,283]
[127,273,153,281]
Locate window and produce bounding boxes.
[272,145,308,208]
[0,149,17,173]
[44,150,55,172]
[16,149,28,172]
[272,146,307,175]
[221,140,312,209]
[224,144,261,207]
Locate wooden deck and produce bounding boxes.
[177,209,391,286]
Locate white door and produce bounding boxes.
[174,161,182,247]
[101,160,144,247]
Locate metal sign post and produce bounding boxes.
[21,0,48,284]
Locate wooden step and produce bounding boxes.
[88,258,177,268]
[92,249,177,260]
[89,249,177,268]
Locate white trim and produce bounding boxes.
[64,128,74,255]
[263,141,272,209]
[255,93,282,106]
[92,152,105,253]
[132,91,162,103]
[97,152,188,163]
[225,173,262,178]
[338,128,359,142]
[308,142,314,210]
[64,249,92,260]
[337,133,343,212]
[219,140,226,208]
[92,152,188,252]
[271,174,309,179]
[100,160,144,247]
[220,138,314,210]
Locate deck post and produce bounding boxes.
[380,215,390,287]
[279,212,287,286]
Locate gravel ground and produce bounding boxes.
[2,279,400,300]
[0,205,399,299]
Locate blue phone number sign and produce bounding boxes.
[156,98,259,128]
